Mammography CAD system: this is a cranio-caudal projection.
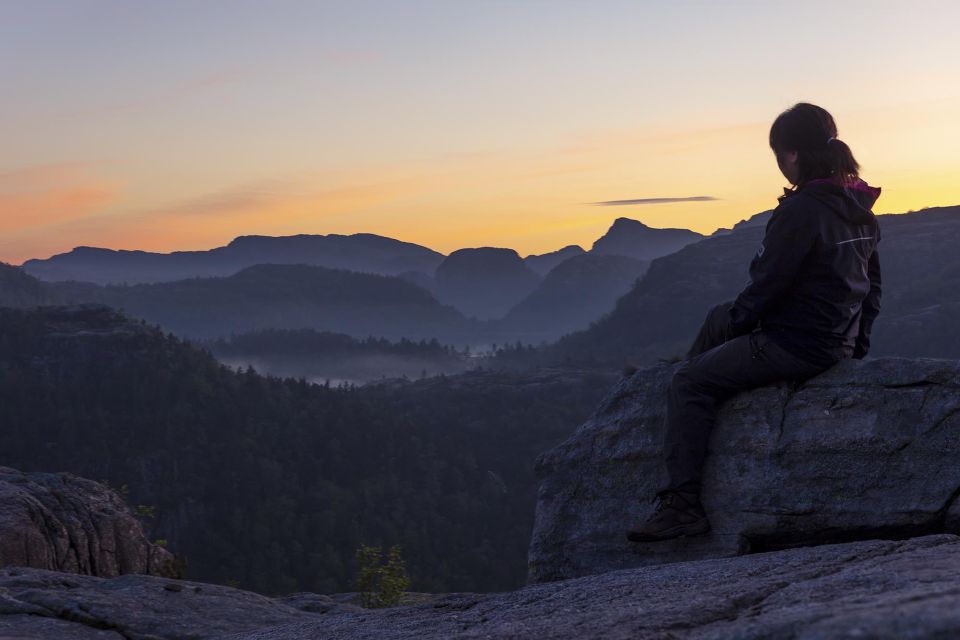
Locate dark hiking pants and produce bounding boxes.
[659,300,833,495]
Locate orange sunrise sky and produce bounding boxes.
[2,1,959,264]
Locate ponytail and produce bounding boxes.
[769,102,861,187]
[824,136,860,185]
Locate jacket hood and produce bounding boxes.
[783,177,882,225]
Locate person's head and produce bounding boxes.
[769,102,860,188]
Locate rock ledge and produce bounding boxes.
[529,356,960,583]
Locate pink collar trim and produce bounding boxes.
[803,176,882,200]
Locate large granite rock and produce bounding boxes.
[4,536,960,639]
[528,356,960,583]
[0,466,176,578]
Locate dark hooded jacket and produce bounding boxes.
[728,176,882,367]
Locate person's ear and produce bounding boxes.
[785,150,799,166]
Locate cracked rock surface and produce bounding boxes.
[236,535,960,639]
[0,566,321,639]
[4,536,960,639]
[529,356,960,583]
[0,466,175,578]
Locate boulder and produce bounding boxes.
[528,356,960,583]
[0,466,176,577]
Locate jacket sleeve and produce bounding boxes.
[728,201,819,336]
[853,242,881,359]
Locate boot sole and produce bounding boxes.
[626,517,710,543]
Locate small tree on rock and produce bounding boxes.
[354,543,410,608]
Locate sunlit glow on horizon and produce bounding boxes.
[2,1,958,264]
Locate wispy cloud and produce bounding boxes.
[129,174,430,222]
[0,162,120,234]
[132,179,293,218]
[0,162,99,189]
[2,168,449,264]
[590,196,719,206]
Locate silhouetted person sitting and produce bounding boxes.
[627,102,882,542]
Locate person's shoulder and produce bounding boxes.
[763,191,824,240]
[771,190,820,220]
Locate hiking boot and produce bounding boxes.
[626,490,710,542]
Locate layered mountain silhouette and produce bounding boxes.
[547,205,960,366]
[21,233,445,284]
[433,248,542,320]
[709,209,774,237]
[0,262,56,307]
[15,207,958,358]
[589,217,704,259]
[486,218,704,337]
[500,253,649,341]
[2,263,478,342]
[17,219,709,328]
[523,245,586,276]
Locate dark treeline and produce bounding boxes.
[201,328,479,383]
[205,328,468,361]
[0,305,616,596]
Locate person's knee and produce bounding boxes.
[672,352,728,395]
[708,300,735,320]
[671,362,703,390]
[703,300,732,323]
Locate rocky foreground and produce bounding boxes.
[0,535,958,638]
[530,356,960,582]
[5,355,960,637]
[0,466,175,578]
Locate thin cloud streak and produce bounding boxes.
[0,162,100,189]
[590,196,719,206]
[0,162,121,234]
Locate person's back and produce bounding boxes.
[627,102,883,543]
[740,176,882,368]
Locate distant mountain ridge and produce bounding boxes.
[709,209,774,237]
[433,247,542,320]
[20,217,707,288]
[524,245,586,275]
[590,217,704,259]
[501,253,649,341]
[6,213,831,343]
[8,206,960,357]
[21,232,445,284]
[1,262,481,342]
[547,205,960,366]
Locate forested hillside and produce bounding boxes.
[0,305,616,595]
